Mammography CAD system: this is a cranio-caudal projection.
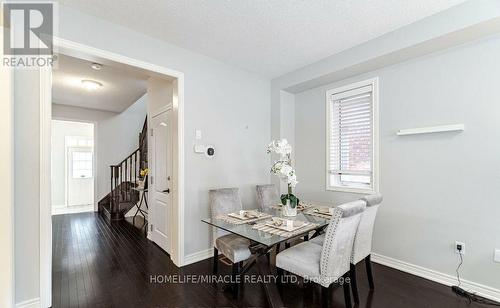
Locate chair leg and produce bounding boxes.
[238,261,244,289]
[365,255,375,290]
[232,262,239,297]
[303,280,313,304]
[343,273,352,308]
[350,264,360,304]
[321,285,331,308]
[213,248,218,275]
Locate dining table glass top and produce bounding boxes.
[201,206,331,247]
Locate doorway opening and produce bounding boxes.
[39,39,185,307]
[51,120,95,215]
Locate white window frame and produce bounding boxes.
[70,148,94,179]
[325,78,379,194]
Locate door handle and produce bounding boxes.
[163,189,170,193]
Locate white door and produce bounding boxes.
[150,110,172,253]
[67,147,94,206]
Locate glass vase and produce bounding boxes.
[283,199,297,217]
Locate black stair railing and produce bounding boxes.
[139,117,148,170]
[109,148,140,213]
[105,117,147,217]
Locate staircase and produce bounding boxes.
[98,118,148,221]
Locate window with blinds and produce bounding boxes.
[326,79,377,192]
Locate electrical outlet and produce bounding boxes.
[494,249,500,263]
[455,241,465,255]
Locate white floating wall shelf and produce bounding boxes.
[397,124,465,136]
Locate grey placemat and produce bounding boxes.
[303,210,333,220]
[252,221,319,238]
[215,213,272,225]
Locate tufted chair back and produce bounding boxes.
[351,194,383,264]
[319,200,366,285]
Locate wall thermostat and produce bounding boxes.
[194,144,215,157]
[206,146,215,157]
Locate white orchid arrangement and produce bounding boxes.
[267,139,292,157]
[267,139,299,208]
[270,160,298,187]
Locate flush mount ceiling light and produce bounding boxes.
[81,79,103,91]
[90,63,103,70]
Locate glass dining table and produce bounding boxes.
[201,206,331,308]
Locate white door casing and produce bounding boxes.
[150,110,172,254]
[0,25,14,308]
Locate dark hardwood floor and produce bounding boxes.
[52,212,490,308]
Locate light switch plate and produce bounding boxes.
[195,129,202,140]
[194,144,205,153]
[494,249,500,263]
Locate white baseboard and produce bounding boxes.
[371,253,500,303]
[16,298,40,308]
[183,248,214,266]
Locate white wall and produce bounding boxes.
[292,34,500,291]
[14,70,41,305]
[53,94,147,203]
[56,7,271,258]
[148,77,173,113]
[53,103,117,121]
[14,5,270,304]
[277,91,295,193]
[96,95,147,199]
[51,120,94,206]
[271,1,500,145]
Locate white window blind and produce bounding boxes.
[328,83,374,190]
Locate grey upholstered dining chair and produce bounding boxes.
[310,194,383,304]
[255,184,280,210]
[209,188,252,295]
[347,193,383,303]
[276,200,366,308]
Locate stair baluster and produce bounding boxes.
[98,117,147,221]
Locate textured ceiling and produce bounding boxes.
[52,54,148,113]
[59,0,466,78]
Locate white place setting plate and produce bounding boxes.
[227,210,265,220]
[266,217,310,232]
[310,207,334,216]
